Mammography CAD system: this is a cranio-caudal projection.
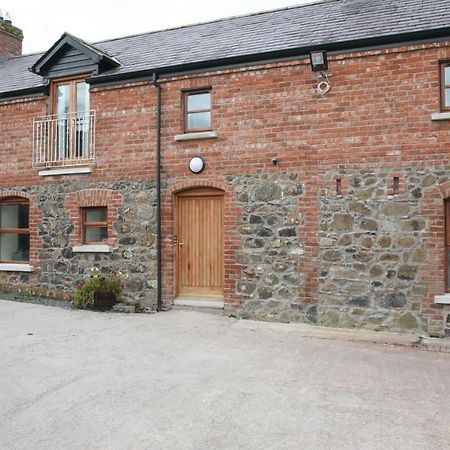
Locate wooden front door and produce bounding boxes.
[176,188,224,299]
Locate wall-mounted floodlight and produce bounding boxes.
[310,51,328,72]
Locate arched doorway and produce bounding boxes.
[175,187,224,301]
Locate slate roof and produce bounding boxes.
[1,0,450,95]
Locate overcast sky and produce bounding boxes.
[2,0,313,54]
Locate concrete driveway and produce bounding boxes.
[0,300,449,450]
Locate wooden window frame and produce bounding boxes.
[50,74,90,115]
[81,207,108,245]
[0,197,30,263]
[439,61,450,112]
[183,88,213,133]
[50,74,91,161]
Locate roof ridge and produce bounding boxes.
[93,0,329,46]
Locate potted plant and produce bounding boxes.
[74,267,124,310]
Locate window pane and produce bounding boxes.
[187,93,211,111]
[76,82,90,113]
[187,112,211,130]
[0,204,29,229]
[85,208,107,223]
[445,66,450,86]
[56,118,69,159]
[56,84,70,115]
[85,227,108,243]
[0,233,29,262]
[75,83,90,158]
[445,88,450,108]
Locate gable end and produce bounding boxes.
[29,32,120,78]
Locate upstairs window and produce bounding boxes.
[440,61,450,111]
[184,89,212,132]
[51,75,90,159]
[82,207,108,244]
[53,77,89,116]
[0,198,30,263]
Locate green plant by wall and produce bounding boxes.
[74,268,124,309]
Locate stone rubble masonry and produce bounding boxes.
[318,168,448,334]
[231,172,313,322]
[0,181,158,308]
[1,40,450,335]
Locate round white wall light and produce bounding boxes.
[189,156,205,174]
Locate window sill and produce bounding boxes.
[434,294,450,305]
[174,131,218,141]
[431,112,450,121]
[72,245,112,253]
[0,263,34,272]
[38,166,93,177]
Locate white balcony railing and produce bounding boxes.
[33,111,96,167]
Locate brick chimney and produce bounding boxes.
[0,11,23,57]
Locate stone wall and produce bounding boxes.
[317,168,449,333]
[230,172,315,322]
[0,168,449,335]
[0,180,158,309]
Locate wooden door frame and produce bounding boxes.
[174,187,225,299]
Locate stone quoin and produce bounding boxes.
[1,0,450,336]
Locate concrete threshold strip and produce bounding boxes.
[270,321,450,354]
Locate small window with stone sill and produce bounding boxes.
[184,89,212,132]
[82,207,108,244]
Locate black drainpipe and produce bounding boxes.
[151,73,163,312]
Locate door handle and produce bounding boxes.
[177,241,184,251]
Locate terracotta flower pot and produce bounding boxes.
[93,292,117,311]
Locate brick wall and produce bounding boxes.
[1,40,450,334]
[0,21,22,56]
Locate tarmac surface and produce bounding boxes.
[1,299,449,450]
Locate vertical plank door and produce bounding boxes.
[176,189,224,299]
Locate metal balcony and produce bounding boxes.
[33,111,95,167]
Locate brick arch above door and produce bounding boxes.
[171,180,226,194]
